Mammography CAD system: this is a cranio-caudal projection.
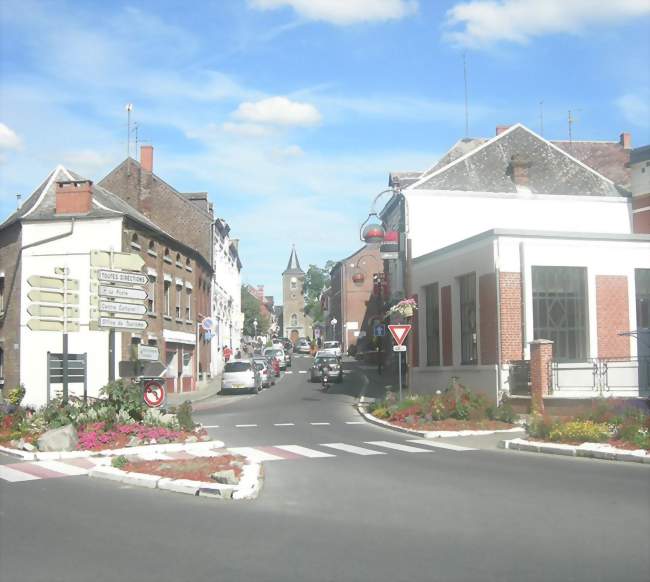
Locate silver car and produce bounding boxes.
[221,361,261,394]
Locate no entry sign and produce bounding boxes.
[143,379,166,408]
[388,324,411,345]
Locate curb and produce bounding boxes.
[89,451,263,500]
[0,439,225,462]
[356,404,525,439]
[499,438,650,464]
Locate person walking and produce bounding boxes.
[376,339,383,375]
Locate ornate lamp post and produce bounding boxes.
[253,318,258,339]
[331,317,337,341]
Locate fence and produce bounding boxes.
[550,357,649,396]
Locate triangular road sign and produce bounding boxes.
[388,324,411,345]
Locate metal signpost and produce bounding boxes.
[27,267,80,402]
[90,250,148,381]
[388,324,412,401]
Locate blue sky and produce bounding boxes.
[1,0,649,300]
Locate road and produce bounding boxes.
[1,355,649,582]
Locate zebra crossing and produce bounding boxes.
[0,439,478,484]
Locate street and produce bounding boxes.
[1,355,649,582]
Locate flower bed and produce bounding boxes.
[119,454,247,482]
[77,421,207,451]
[368,382,518,431]
[526,402,650,451]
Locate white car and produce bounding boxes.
[321,341,342,357]
[221,361,261,394]
[264,347,288,370]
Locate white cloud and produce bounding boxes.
[270,144,305,159]
[444,0,650,48]
[233,96,322,126]
[0,123,22,150]
[62,150,117,175]
[222,122,273,137]
[249,0,417,25]
[616,92,650,128]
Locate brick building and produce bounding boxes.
[0,166,212,405]
[379,124,649,403]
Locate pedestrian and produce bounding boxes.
[223,346,232,362]
[376,339,383,375]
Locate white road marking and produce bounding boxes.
[274,423,295,426]
[202,424,220,428]
[228,447,285,461]
[345,421,364,425]
[274,445,335,458]
[321,443,386,456]
[298,371,307,374]
[310,422,331,426]
[235,424,258,428]
[407,439,478,452]
[365,441,431,453]
[285,371,293,374]
[0,465,40,482]
[37,460,91,476]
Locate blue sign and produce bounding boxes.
[205,331,213,342]
[373,324,386,337]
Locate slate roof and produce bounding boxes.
[630,145,650,165]
[410,125,626,197]
[283,245,303,275]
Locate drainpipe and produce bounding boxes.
[519,241,528,360]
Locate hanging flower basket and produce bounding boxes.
[388,298,418,319]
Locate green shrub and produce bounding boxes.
[616,411,650,449]
[371,407,390,420]
[111,455,128,469]
[7,384,26,406]
[176,401,196,432]
[488,400,518,424]
[548,420,610,443]
[526,414,556,439]
[100,380,146,421]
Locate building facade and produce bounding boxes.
[282,246,312,342]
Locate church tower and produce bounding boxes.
[282,245,311,343]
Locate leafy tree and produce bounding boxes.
[303,261,335,324]
[241,286,270,336]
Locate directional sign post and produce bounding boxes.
[27,267,80,403]
[388,324,412,401]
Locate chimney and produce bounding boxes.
[508,155,532,189]
[619,132,632,150]
[496,125,511,136]
[140,145,154,172]
[55,180,93,214]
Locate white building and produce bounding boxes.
[211,218,243,375]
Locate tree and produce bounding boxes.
[303,261,335,324]
[241,286,270,337]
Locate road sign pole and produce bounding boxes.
[398,350,402,401]
[62,332,69,403]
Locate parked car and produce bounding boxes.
[221,361,261,394]
[264,347,289,370]
[321,340,342,357]
[309,353,343,383]
[253,358,273,388]
[296,338,311,354]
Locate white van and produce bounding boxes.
[221,361,261,394]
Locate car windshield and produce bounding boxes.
[323,342,339,348]
[224,362,251,373]
[315,357,338,366]
[264,349,283,356]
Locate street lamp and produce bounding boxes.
[253,318,258,338]
[330,317,337,341]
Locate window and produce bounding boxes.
[0,275,4,314]
[0,347,3,379]
[290,277,297,290]
[291,313,298,327]
[532,266,588,361]
[148,240,157,256]
[176,283,183,319]
[636,269,650,329]
[176,253,182,267]
[425,283,440,366]
[164,280,171,317]
[459,273,477,365]
[185,257,192,272]
[147,275,156,314]
[130,233,140,250]
[186,288,192,321]
[164,248,171,263]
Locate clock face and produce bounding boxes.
[291,277,297,283]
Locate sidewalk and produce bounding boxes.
[166,373,222,407]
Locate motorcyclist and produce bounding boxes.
[318,359,332,389]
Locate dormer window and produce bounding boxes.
[130,233,140,250]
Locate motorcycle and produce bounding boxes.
[320,366,331,391]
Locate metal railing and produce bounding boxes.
[550,357,650,395]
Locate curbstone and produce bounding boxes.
[89,466,128,482]
[157,478,200,496]
[121,471,161,489]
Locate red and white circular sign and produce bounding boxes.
[143,379,166,408]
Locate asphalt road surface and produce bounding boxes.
[1,355,649,582]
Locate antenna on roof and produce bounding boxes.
[568,109,581,145]
[16,193,21,210]
[125,103,133,158]
[463,53,469,138]
[539,101,544,137]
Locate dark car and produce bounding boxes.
[309,354,343,383]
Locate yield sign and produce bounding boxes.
[388,324,411,345]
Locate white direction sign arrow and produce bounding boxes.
[98,270,148,286]
[99,300,147,316]
[99,317,147,331]
[99,285,147,300]
[90,250,145,271]
[27,275,80,291]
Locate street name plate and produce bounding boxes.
[28,305,80,318]
[98,270,148,285]
[99,317,147,330]
[28,290,79,304]
[381,252,399,260]
[99,284,147,300]
[99,300,147,316]
[393,345,407,352]
[27,319,80,332]
[138,345,160,361]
